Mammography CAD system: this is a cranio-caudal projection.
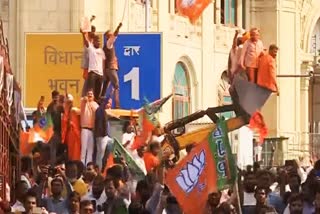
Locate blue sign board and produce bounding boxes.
[113,33,161,109]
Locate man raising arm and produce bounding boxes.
[102,22,123,108]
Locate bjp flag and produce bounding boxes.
[165,119,237,214]
[176,0,211,23]
[131,95,172,150]
[20,131,36,156]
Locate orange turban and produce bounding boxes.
[241,32,250,43]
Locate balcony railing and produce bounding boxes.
[0,20,20,200]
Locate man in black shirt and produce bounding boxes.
[47,90,64,165]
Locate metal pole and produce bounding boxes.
[277,74,311,78]
[145,0,150,32]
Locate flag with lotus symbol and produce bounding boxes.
[176,0,211,23]
[165,119,237,214]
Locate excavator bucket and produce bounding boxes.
[161,74,273,160]
[233,75,272,116]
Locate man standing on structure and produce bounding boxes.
[102,22,123,109]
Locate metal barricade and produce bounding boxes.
[259,131,320,168]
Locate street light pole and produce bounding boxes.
[145,0,150,32]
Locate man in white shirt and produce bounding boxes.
[127,146,147,198]
[122,123,136,151]
[132,146,147,175]
[11,181,29,212]
[81,31,106,101]
[82,175,107,214]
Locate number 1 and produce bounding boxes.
[124,67,140,100]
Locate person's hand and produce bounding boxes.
[80,28,83,33]
[39,165,50,182]
[235,30,240,35]
[90,15,96,22]
[118,22,123,28]
[56,166,66,180]
[159,190,168,207]
[41,207,49,214]
[276,91,280,96]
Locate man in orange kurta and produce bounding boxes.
[144,142,161,173]
[61,94,81,161]
[257,44,279,93]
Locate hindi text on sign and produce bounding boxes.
[48,79,80,94]
[44,46,83,65]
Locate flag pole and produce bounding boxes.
[145,0,150,32]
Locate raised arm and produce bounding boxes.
[113,22,122,37]
[80,29,90,48]
[105,109,120,119]
[106,22,123,49]
[232,30,239,50]
[239,40,248,69]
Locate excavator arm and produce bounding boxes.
[161,104,250,159]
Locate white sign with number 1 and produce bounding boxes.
[124,67,140,100]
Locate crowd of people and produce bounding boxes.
[0,20,312,214]
[2,146,320,214]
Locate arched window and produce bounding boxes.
[173,62,190,120]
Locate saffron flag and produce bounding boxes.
[132,95,172,149]
[30,113,54,143]
[176,0,211,23]
[165,119,237,214]
[35,113,54,142]
[249,111,268,144]
[19,131,36,156]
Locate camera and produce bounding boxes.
[48,166,57,177]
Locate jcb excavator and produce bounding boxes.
[161,75,272,160]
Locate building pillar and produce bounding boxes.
[215,0,221,24]
[237,0,243,28]
[70,0,85,32]
[300,61,311,154]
